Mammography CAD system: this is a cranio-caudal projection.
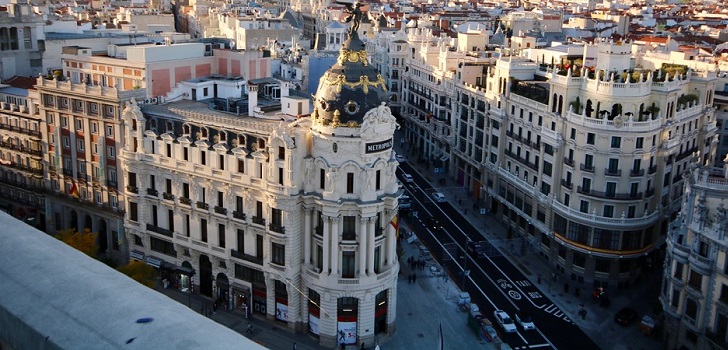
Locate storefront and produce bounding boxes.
[374,290,388,334]
[252,284,267,315]
[130,250,145,262]
[232,283,250,318]
[337,297,358,346]
[308,289,321,336]
[274,280,288,323]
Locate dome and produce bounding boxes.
[311,32,388,128]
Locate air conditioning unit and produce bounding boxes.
[144,98,152,104]
[150,97,158,104]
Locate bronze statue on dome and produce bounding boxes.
[336,1,365,36]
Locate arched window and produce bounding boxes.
[557,95,563,114]
[586,99,593,118]
[610,104,622,120]
[219,131,227,142]
[183,124,190,135]
[552,93,558,112]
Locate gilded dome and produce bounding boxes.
[311,33,388,128]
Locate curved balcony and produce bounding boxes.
[552,199,659,229]
[688,253,714,274]
[577,186,643,200]
[564,111,663,132]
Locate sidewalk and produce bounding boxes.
[395,140,663,350]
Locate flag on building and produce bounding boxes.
[69,181,80,198]
[390,215,398,238]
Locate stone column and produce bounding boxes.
[358,216,367,276]
[322,216,330,274]
[330,216,340,276]
[386,211,397,266]
[304,208,312,266]
[367,217,375,275]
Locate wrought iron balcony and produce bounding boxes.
[269,223,285,234]
[648,166,657,174]
[179,197,192,205]
[232,211,246,220]
[580,164,595,173]
[146,223,173,237]
[577,186,643,200]
[630,169,645,177]
[196,201,209,210]
[604,168,622,176]
[231,249,263,265]
[146,188,158,196]
[126,185,139,194]
[561,179,572,189]
[214,206,227,215]
[252,216,266,226]
[563,157,574,167]
[162,192,175,200]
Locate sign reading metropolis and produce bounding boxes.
[365,138,393,154]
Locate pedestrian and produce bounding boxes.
[213,302,217,313]
[246,322,253,335]
[412,273,417,283]
[293,342,298,350]
[361,342,366,350]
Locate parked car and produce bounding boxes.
[431,192,446,203]
[515,310,535,331]
[425,217,442,231]
[399,195,412,210]
[395,154,405,163]
[614,307,639,326]
[493,310,517,333]
[402,173,414,183]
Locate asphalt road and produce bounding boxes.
[397,161,601,350]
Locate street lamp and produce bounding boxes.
[462,239,473,290]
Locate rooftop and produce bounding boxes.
[0,211,264,350]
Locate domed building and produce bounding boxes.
[304,25,401,348]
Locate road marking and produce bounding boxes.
[508,290,522,300]
[515,280,531,287]
[542,304,571,323]
[520,343,553,349]
[517,331,528,344]
[528,291,542,299]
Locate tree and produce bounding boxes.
[55,228,98,258]
[117,260,158,288]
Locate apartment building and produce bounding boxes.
[0,77,45,228]
[0,0,47,79]
[661,166,728,349]
[118,30,399,348]
[467,40,717,287]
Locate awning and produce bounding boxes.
[145,255,163,268]
[176,265,195,276]
[130,250,145,261]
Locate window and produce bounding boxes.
[75,118,83,130]
[342,251,355,278]
[540,181,550,195]
[636,137,644,149]
[201,151,206,165]
[688,269,702,290]
[106,125,113,136]
[603,205,614,218]
[346,172,354,193]
[236,229,245,252]
[278,146,285,160]
[183,147,189,161]
[166,144,171,157]
[201,219,208,242]
[320,169,325,189]
[107,146,115,158]
[129,202,138,221]
[570,128,576,140]
[572,252,586,267]
[685,298,698,320]
[608,159,619,172]
[238,159,245,173]
[586,133,595,145]
[77,139,84,152]
[63,136,70,148]
[611,136,621,148]
[594,258,610,273]
[584,154,593,167]
[580,200,589,213]
[91,122,98,134]
[342,216,356,240]
[376,170,381,190]
[219,154,224,170]
[272,243,285,266]
[218,224,226,248]
[543,161,552,176]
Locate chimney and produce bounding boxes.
[280,81,289,98]
[248,83,258,117]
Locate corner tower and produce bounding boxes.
[301,12,400,347]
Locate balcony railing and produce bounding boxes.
[561,179,573,189]
[179,197,192,205]
[563,157,574,167]
[577,186,643,200]
[645,188,655,197]
[162,192,174,200]
[146,188,158,196]
[146,223,173,237]
[232,211,246,220]
[196,201,209,210]
[604,168,622,176]
[648,166,657,174]
[252,216,266,226]
[580,164,595,173]
[231,249,263,265]
[269,223,285,234]
[214,206,227,215]
[630,169,645,177]
[126,185,139,194]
